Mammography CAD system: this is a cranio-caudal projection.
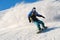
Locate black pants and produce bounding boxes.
[34,20,46,30]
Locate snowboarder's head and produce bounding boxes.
[32,7,36,15]
[33,7,36,9]
[32,7,36,12]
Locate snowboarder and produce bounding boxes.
[28,7,47,33]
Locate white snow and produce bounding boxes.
[0,0,60,40]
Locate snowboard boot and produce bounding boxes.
[44,27,48,29]
[37,29,42,34]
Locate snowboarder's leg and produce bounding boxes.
[34,21,43,33]
[37,23,41,30]
[38,20,47,29]
[34,21,42,31]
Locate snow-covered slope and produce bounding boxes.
[0,0,60,40]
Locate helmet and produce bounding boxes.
[33,7,36,9]
[32,7,36,12]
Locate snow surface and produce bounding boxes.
[0,0,60,40]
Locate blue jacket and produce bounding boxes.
[28,10,45,22]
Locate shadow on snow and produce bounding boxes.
[42,27,60,33]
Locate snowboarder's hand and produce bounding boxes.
[29,20,31,23]
[43,16,45,18]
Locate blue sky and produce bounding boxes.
[0,0,40,11]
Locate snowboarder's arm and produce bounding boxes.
[28,11,32,23]
[36,12,45,18]
[38,15,45,18]
[28,17,31,23]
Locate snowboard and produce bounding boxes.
[37,27,48,34]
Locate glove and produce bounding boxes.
[29,20,31,23]
[43,17,45,18]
